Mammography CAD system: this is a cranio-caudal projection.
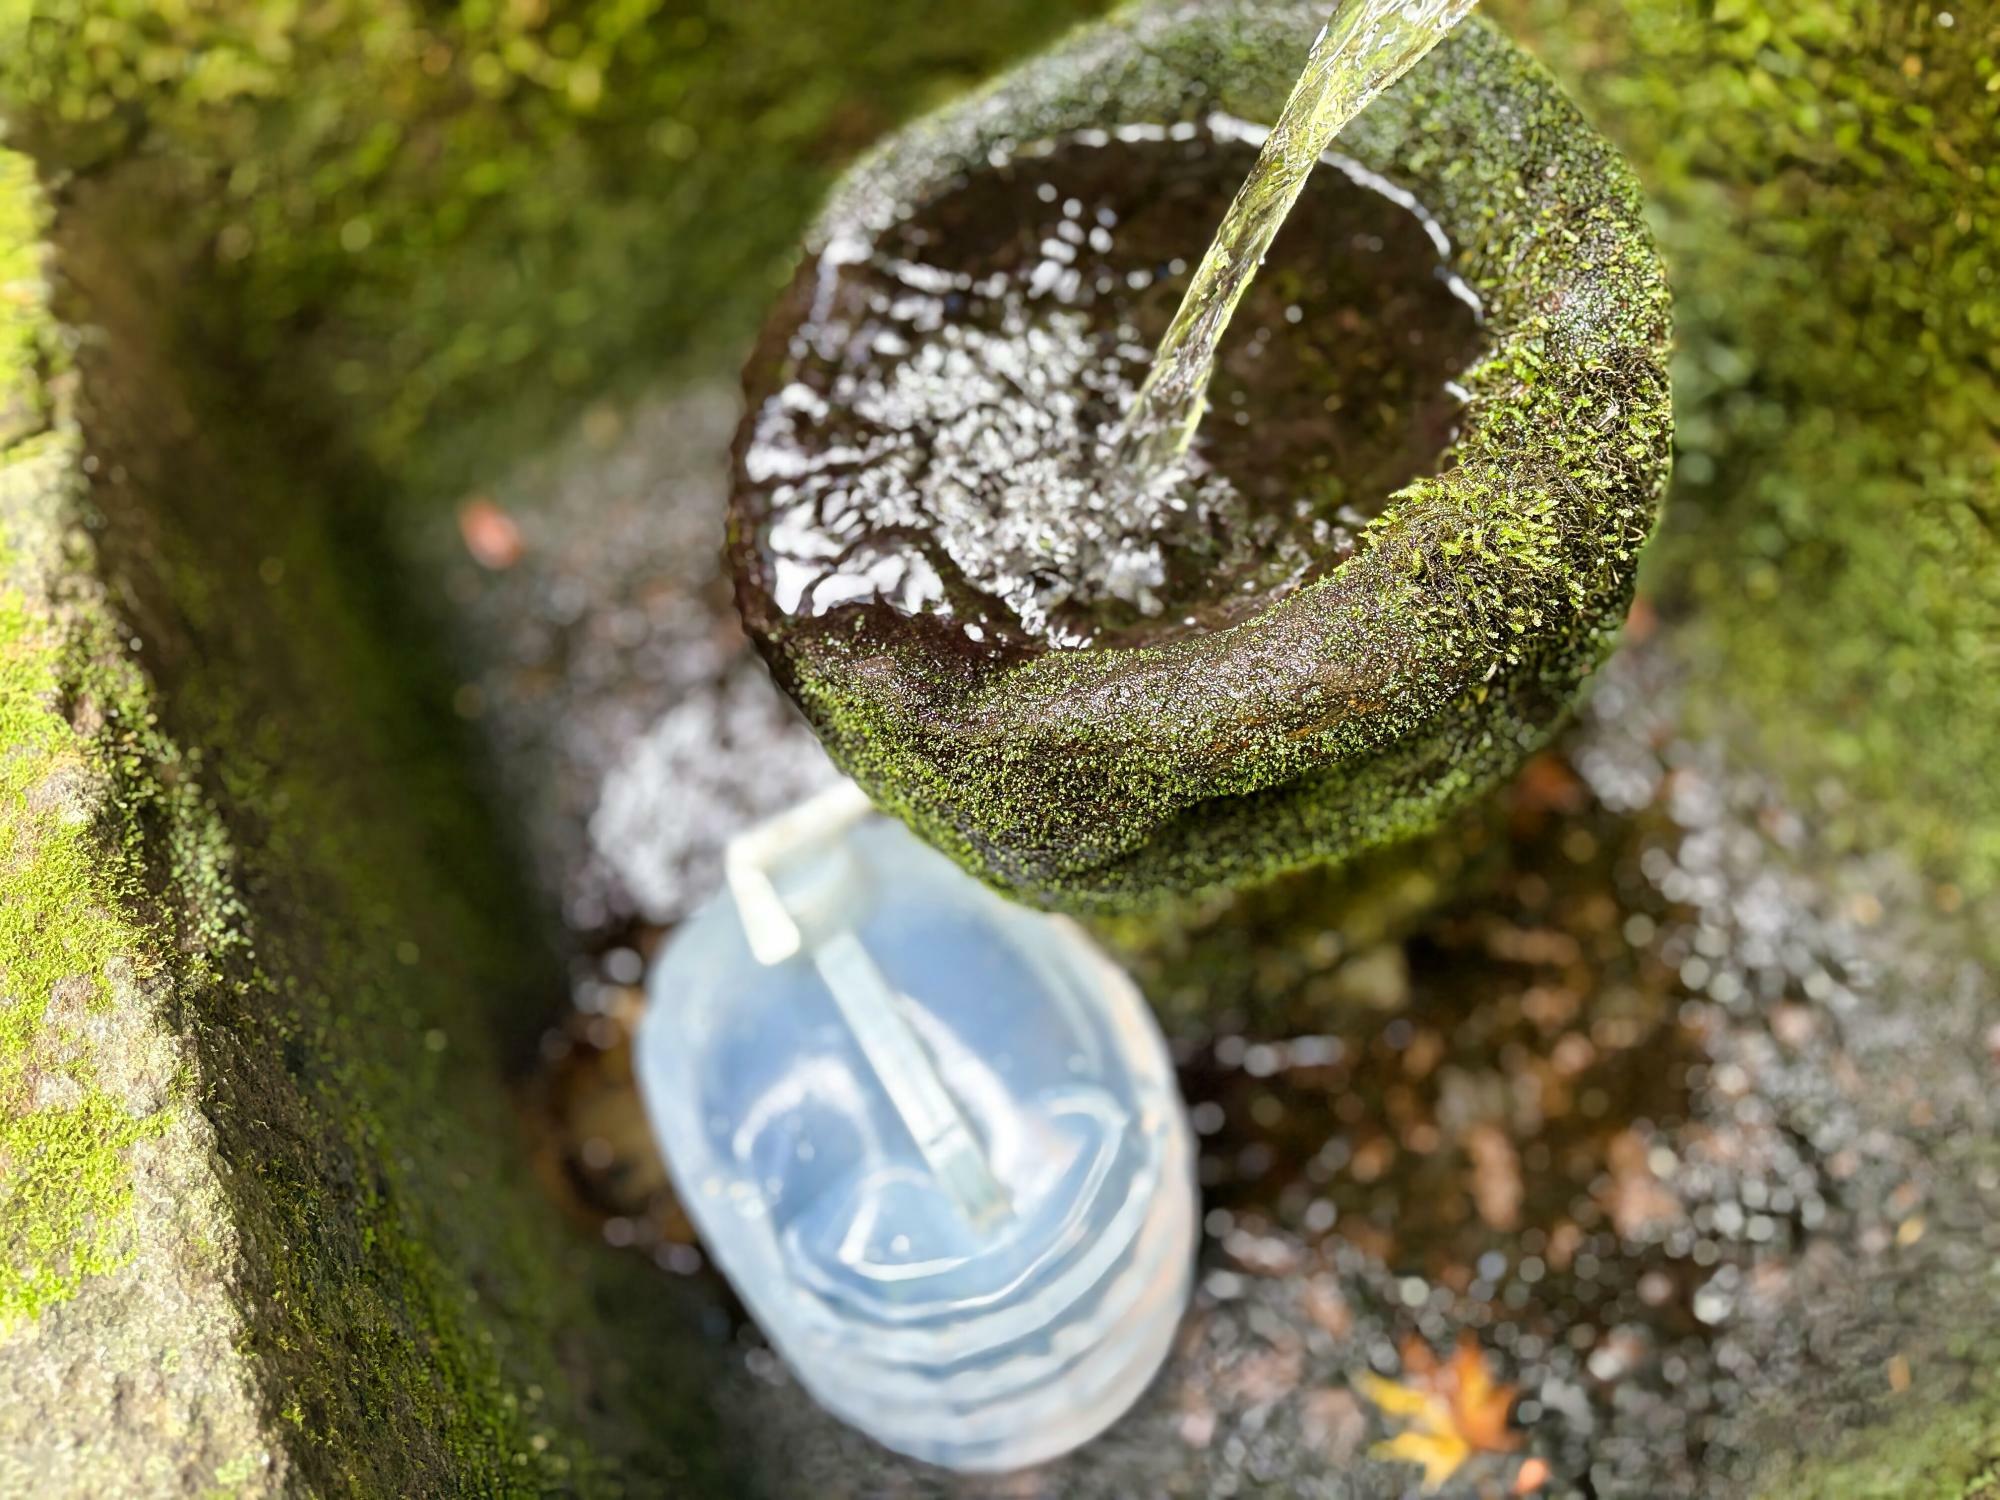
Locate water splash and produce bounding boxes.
[1114,0,1480,481]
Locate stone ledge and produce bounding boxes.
[0,148,725,1497]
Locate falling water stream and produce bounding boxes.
[1115,0,1481,482]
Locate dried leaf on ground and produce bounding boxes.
[1357,1335,1521,1491]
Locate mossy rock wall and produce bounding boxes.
[1493,0,2000,918]
[0,149,746,1495]
[1493,1,2000,1489]
[1,163,270,1495]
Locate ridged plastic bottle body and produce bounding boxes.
[639,817,1197,1471]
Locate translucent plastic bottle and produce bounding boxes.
[637,782,1197,1472]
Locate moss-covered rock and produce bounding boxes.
[1490,0,2000,919]
[1754,1369,2000,1500]
[1468,4,1999,1488]
[0,154,268,1495]
[732,1,1671,911]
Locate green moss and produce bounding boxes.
[1,136,732,1489]
[743,3,1671,909]
[64,417,606,1486]
[0,154,50,446]
[1473,12,2000,1474]
[0,766,152,1328]
[1489,0,2000,910]
[0,1093,161,1328]
[0,0,1101,498]
[0,0,1987,1488]
[0,158,160,1335]
[1752,1365,2000,1500]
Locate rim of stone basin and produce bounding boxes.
[729,0,1673,913]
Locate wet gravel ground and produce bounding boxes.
[414,384,2000,1499]
[422,384,837,940]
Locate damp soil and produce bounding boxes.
[730,123,1483,657]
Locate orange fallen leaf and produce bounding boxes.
[1357,1335,1521,1491]
[1355,1373,1467,1490]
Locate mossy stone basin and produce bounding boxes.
[731,0,1672,912]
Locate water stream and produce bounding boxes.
[1115,0,1480,482]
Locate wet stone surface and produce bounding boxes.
[430,391,1996,1497]
[732,121,1482,654]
